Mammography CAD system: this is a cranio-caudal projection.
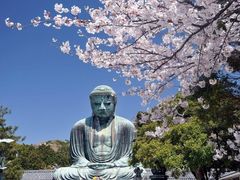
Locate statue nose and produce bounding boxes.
[99,102,106,110]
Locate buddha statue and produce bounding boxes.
[53,85,139,180]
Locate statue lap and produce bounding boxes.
[53,116,136,180]
[53,166,135,180]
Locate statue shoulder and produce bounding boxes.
[72,116,92,129]
[115,115,135,129]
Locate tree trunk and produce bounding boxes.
[192,168,207,180]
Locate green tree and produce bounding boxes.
[53,140,70,167]
[16,140,70,170]
[0,106,24,180]
[131,114,213,179]
[16,144,46,170]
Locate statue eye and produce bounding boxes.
[104,102,111,106]
[94,103,101,106]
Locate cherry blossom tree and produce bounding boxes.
[132,75,240,179]
[5,0,240,104]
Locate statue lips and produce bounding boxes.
[98,109,106,114]
[97,110,111,118]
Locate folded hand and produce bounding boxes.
[87,162,115,170]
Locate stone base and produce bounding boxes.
[149,175,168,180]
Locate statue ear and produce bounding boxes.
[112,95,117,105]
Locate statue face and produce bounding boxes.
[90,95,115,118]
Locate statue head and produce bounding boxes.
[90,85,117,119]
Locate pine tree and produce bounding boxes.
[0,106,23,180]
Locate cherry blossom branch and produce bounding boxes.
[212,14,239,73]
[169,0,235,59]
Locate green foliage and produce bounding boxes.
[17,141,70,170]
[0,106,23,142]
[0,106,24,180]
[16,144,46,170]
[53,141,71,167]
[4,159,23,180]
[131,118,213,177]
[164,118,213,173]
[131,121,161,167]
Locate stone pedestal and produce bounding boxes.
[150,168,168,180]
[0,169,4,180]
[149,174,168,180]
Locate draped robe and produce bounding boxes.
[53,115,136,180]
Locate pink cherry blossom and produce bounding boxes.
[5,18,14,28]
[31,17,41,27]
[54,3,64,14]
[43,10,51,20]
[16,23,23,30]
[60,41,71,54]
[71,6,81,16]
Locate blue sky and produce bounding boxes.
[0,0,177,144]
